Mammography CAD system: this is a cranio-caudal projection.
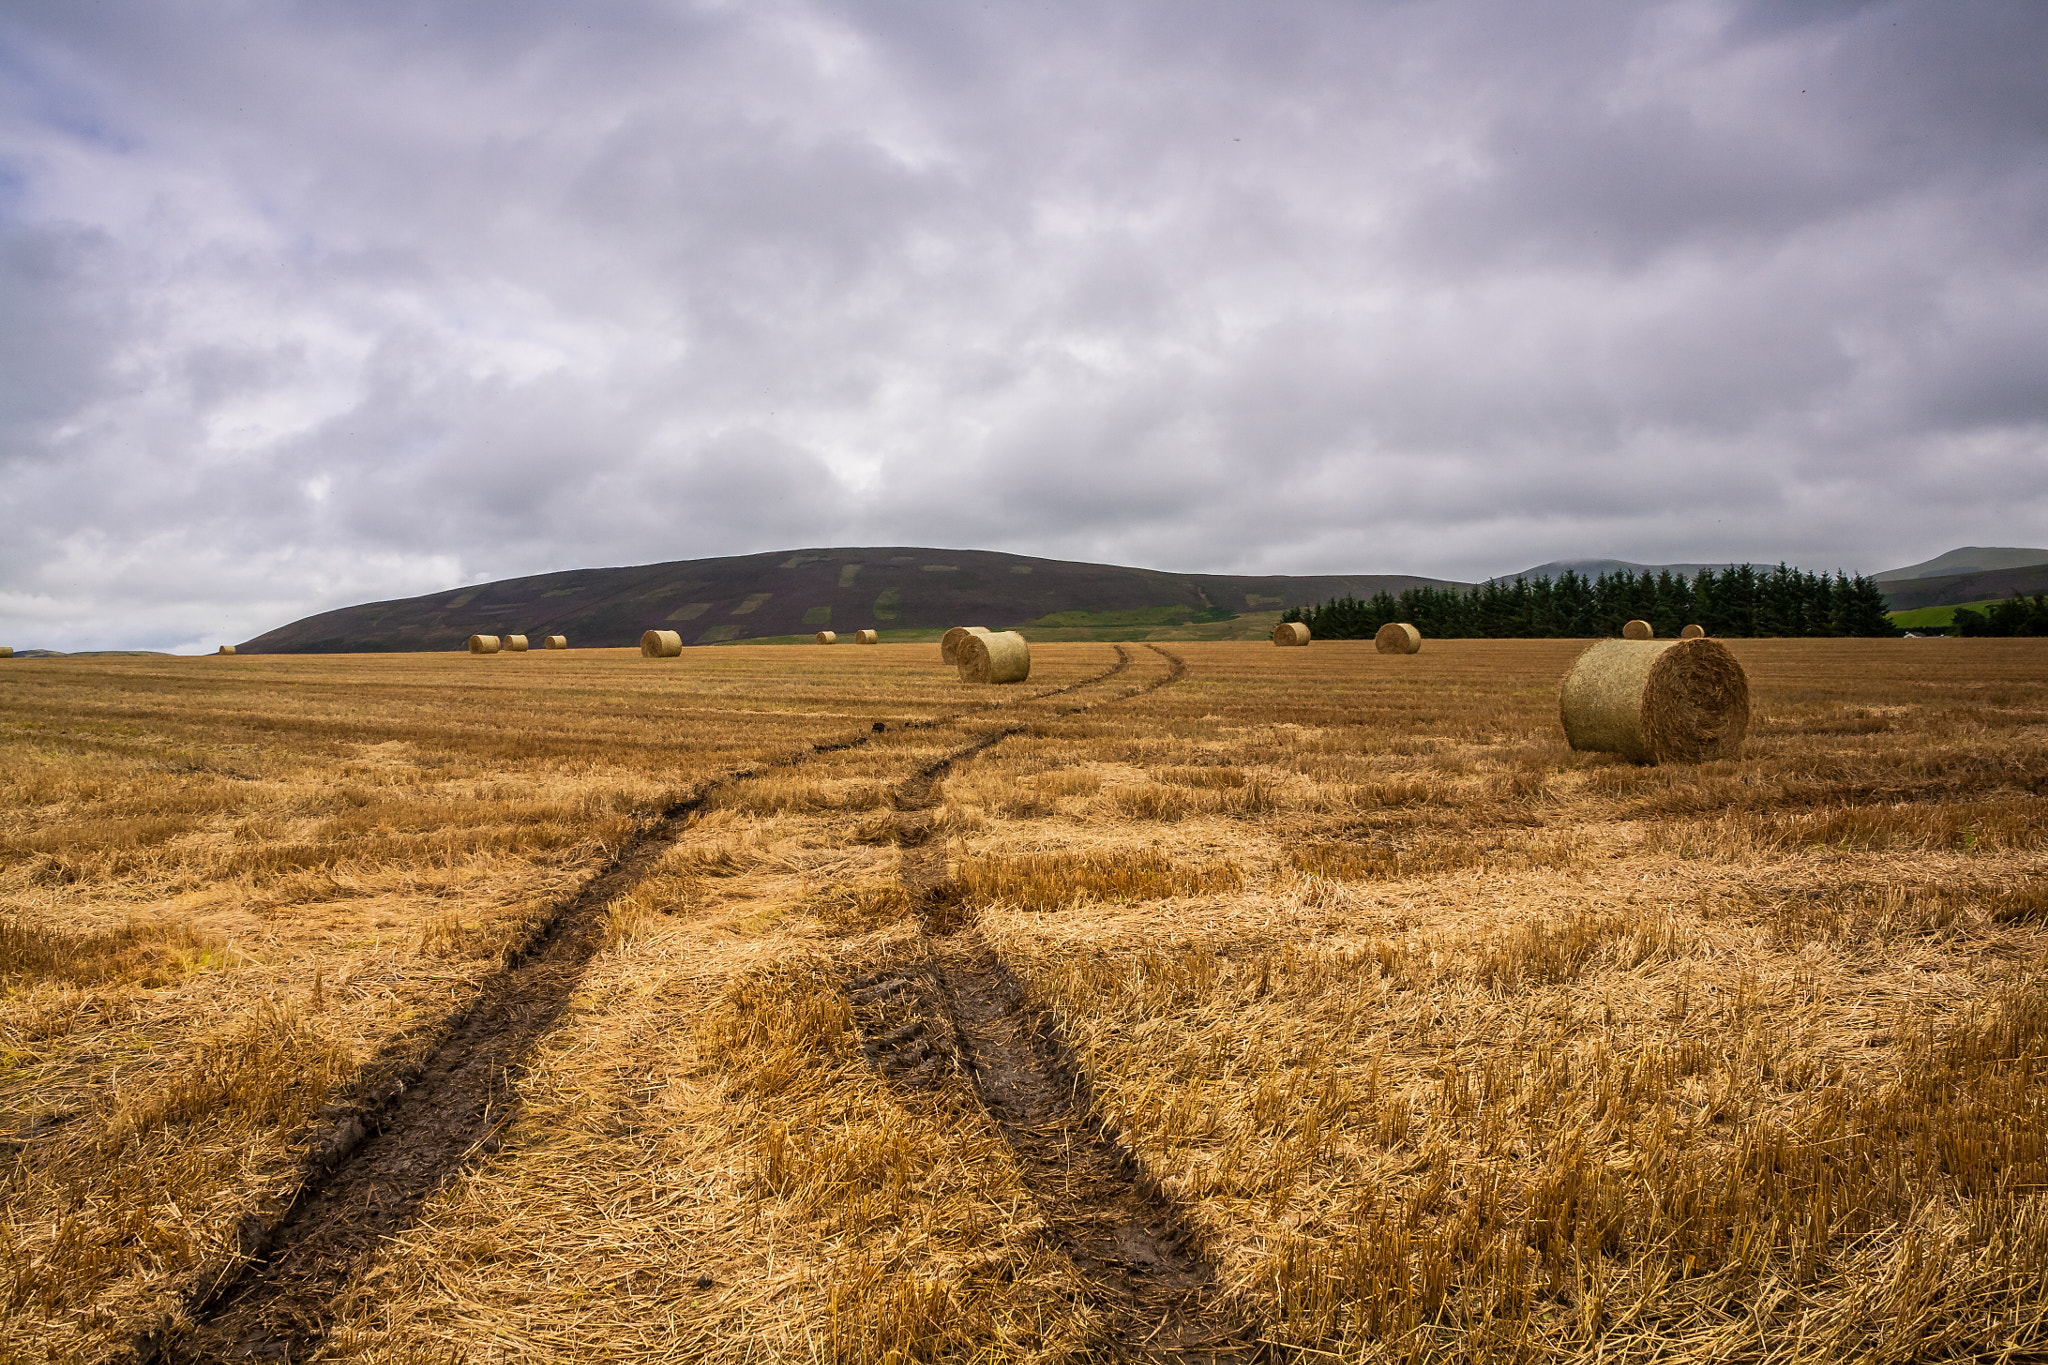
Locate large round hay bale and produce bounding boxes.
[0,647,12,658]
[815,630,838,645]
[216,645,236,656]
[1679,623,1705,640]
[941,626,990,664]
[505,634,530,652]
[469,634,501,654]
[1560,638,1749,765]
[544,635,568,649]
[1272,621,1310,646]
[1622,619,1654,640]
[1375,622,1422,654]
[640,630,682,657]
[855,629,879,644]
[957,630,1031,684]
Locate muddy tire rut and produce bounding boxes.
[853,645,1257,1360]
[136,644,1153,1361]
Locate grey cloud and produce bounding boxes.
[0,0,2044,651]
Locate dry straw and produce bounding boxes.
[468,635,501,655]
[1623,619,1654,640]
[1560,637,1749,764]
[0,647,11,658]
[544,635,567,649]
[957,630,1031,684]
[1375,622,1422,654]
[505,634,530,652]
[1272,622,1310,646]
[855,629,879,644]
[215,645,235,656]
[1680,623,1705,639]
[814,631,838,645]
[940,625,990,663]
[640,630,682,658]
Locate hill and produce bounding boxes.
[1872,546,2048,582]
[239,548,1460,653]
[1500,558,1746,581]
[1877,563,2048,612]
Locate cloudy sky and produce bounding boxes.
[2,1,2045,651]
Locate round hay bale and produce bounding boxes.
[216,645,236,656]
[855,629,879,644]
[941,625,991,664]
[544,635,568,649]
[1679,623,1705,640]
[1622,619,1654,640]
[640,630,682,657]
[0,647,12,658]
[469,634,501,655]
[1559,638,1749,765]
[1272,621,1310,646]
[1375,622,1422,654]
[505,634,530,652]
[814,630,838,645]
[957,630,1031,684]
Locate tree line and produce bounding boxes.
[1953,594,2048,637]
[1282,564,1899,640]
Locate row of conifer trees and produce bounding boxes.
[1282,565,1899,640]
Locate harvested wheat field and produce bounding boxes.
[4,639,2046,1363]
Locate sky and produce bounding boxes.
[2,1,2045,651]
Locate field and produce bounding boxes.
[2,639,2045,1363]
[1886,602,2008,631]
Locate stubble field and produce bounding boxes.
[2,638,2045,1363]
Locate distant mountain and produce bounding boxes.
[240,547,1462,653]
[1498,558,1744,582]
[1872,547,2048,583]
[1878,563,2048,612]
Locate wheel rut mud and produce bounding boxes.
[138,643,1177,1360]
[852,644,1256,1360]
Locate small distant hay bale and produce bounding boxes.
[957,630,1031,684]
[815,630,838,645]
[1272,622,1310,646]
[941,626,991,664]
[1559,638,1749,765]
[505,634,530,651]
[1375,622,1422,654]
[216,645,236,656]
[544,635,568,649]
[855,629,879,644]
[469,634,501,655]
[1622,619,1654,640]
[640,630,682,657]
[1679,623,1705,640]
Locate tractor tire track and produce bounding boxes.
[855,643,1257,1360]
[137,642,1159,1361]
[135,726,878,1363]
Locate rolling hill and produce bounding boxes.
[239,548,1459,653]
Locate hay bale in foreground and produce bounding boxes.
[815,630,838,645]
[941,626,990,664]
[1560,637,1748,764]
[1622,619,1654,640]
[1375,622,1422,654]
[1679,623,1705,640]
[216,645,235,656]
[957,630,1030,684]
[0,647,11,658]
[469,635,501,655]
[505,634,530,651]
[640,630,682,658]
[855,629,878,644]
[1272,622,1310,646]
[545,635,568,649]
